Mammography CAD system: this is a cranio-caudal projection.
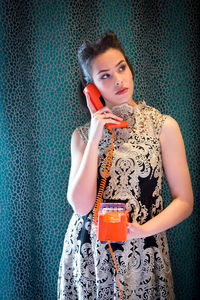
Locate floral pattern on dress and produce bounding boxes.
[57,102,175,300]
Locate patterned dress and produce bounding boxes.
[57,102,175,300]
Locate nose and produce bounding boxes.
[114,73,123,86]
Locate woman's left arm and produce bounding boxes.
[127,116,193,239]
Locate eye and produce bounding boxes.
[101,73,110,80]
[119,64,126,72]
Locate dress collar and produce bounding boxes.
[111,101,146,119]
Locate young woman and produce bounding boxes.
[57,31,193,300]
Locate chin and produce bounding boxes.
[118,95,132,104]
[105,95,132,107]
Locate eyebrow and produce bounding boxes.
[96,59,125,75]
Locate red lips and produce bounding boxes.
[115,88,128,95]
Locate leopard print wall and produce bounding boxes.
[1,0,199,299]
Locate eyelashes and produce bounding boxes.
[119,64,126,71]
[100,64,127,80]
[101,73,110,80]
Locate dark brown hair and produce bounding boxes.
[77,30,135,107]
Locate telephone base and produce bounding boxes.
[96,203,129,243]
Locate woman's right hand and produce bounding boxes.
[85,92,123,143]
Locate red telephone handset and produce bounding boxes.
[83,84,128,130]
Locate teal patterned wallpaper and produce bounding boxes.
[1,0,199,299]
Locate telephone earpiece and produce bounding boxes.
[83,84,128,130]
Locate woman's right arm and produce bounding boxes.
[67,128,100,216]
[67,94,123,216]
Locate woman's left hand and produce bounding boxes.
[127,222,148,239]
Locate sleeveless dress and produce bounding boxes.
[57,102,175,300]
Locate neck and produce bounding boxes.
[106,98,137,109]
[127,98,137,107]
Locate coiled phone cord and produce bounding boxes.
[92,129,122,300]
[92,129,114,227]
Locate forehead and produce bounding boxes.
[91,48,125,75]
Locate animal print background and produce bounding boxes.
[1,0,199,299]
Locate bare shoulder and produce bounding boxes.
[159,115,186,164]
[159,116,193,207]
[159,116,182,143]
[161,116,180,133]
[159,115,187,168]
[71,128,87,153]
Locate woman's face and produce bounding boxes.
[90,48,135,108]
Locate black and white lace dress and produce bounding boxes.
[57,102,175,300]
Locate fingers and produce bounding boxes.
[93,109,123,123]
[95,112,123,127]
[85,91,123,124]
[126,222,146,239]
[127,223,134,234]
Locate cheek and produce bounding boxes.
[94,80,111,95]
[128,73,134,89]
[127,69,133,81]
[130,79,134,90]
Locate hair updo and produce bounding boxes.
[77,30,135,107]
